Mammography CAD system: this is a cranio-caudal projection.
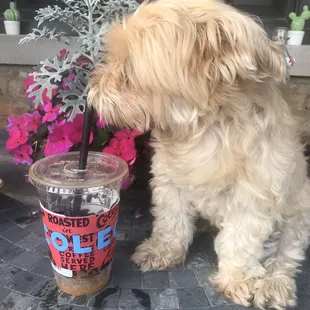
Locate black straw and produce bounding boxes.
[79,102,94,170]
[71,101,94,216]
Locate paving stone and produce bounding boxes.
[29,278,58,299]
[0,286,10,302]
[194,268,230,307]
[149,288,179,309]
[15,233,45,250]
[185,251,217,270]
[133,216,153,231]
[169,270,198,288]
[177,287,210,309]
[12,206,41,229]
[0,225,30,243]
[1,207,35,228]
[4,270,42,293]
[0,263,20,286]
[181,308,210,310]
[9,251,42,270]
[0,193,21,212]
[114,270,142,289]
[0,219,14,234]
[2,291,36,310]
[113,241,138,271]
[57,306,90,310]
[117,288,151,310]
[131,229,151,243]
[58,292,74,305]
[294,270,310,310]
[88,287,120,309]
[117,216,133,231]
[210,306,254,310]
[25,219,45,237]
[89,308,117,310]
[32,241,49,257]
[115,229,131,242]
[30,257,54,278]
[0,237,24,261]
[71,295,89,306]
[142,271,170,289]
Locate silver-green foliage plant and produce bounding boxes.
[289,5,310,31]
[3,1,20,21]
[20,0,139,121]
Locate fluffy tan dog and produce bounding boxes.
[88,0,310,308]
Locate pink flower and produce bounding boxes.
[44,126,73,156]
[24,73,35,90]
[6,128,29,151]
[114,129,142,140]
[104,138,137,164]
[63,114,94,145]
[59,49,67,60]
[6,115,26,132]
[42,102,61,123]
[24,111,42,133]
[47,116,66,133]
[11,144,33,165]
[75,55,92,69]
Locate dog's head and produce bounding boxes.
[88,0,286,132]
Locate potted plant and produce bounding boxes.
[288,5,310,45]
[3,1,20,35]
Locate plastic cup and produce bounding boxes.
[29,152,128,296]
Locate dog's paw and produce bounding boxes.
[131,238,185,272]
[253,275,297,310]
[210,271,256,307]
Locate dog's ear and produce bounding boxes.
[193,4,286,86]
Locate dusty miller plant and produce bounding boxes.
[20,0,139,121]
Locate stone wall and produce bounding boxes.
[0,65,32,128]
[0,64,309,129]
[287,77,310,112]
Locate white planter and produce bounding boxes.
[287,30,305,46]
[4,21,20,35]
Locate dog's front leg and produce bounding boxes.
[210,208,274,307]
[131,182,196,272]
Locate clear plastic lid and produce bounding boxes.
[29,151,128,192]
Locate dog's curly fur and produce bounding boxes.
[88,0,310,308]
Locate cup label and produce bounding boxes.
[41,203,119,273]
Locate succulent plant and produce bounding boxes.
[289,5,310,31]
[3,1,20,21]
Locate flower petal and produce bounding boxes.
[109,138,120,150]
[103,146,117,156]
[114,131,128,140]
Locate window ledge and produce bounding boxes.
[287,45,310,77]
[0,34,70,66]
[0,34,309,77]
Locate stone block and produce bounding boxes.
[4,270,42,293]
[9,250,42,270]
[169,270,198,288]
[177,287,210,309]
[114,270,142,289]
[142,271,170,289]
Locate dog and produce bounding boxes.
[88,0,310,308]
